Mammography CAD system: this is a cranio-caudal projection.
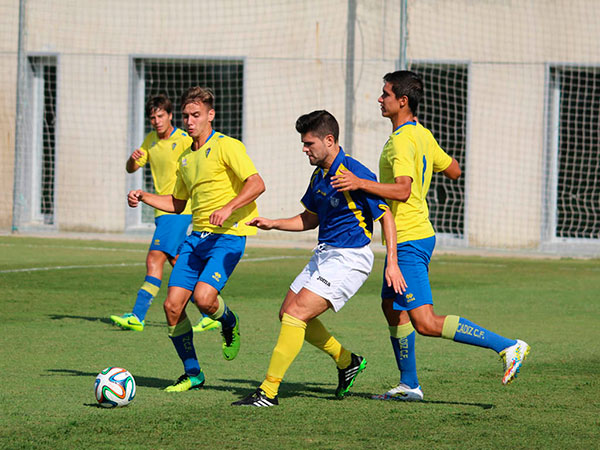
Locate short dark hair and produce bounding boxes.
[180,86,215,111]
[383,70,424,115]
[145,94,172,118]
[295,110,339,142]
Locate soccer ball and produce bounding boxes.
[94,367,136,408]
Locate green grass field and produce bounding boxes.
[1,235,599,449]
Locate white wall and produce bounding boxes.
[1,0,599,250]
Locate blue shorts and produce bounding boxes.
[168,232,246,292]
[381,236,436,311]
[149,214,192,258]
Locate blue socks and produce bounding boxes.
[218,305,237,329]
[390,323,419,389]
[168,317,201,376]
[208,295,237,329]
[388,315,517,389]
[132,275,161,321]
[442,315,516,353]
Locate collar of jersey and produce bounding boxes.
[324,146,346,177]
[193,130,216,151]
[393,121,416,135]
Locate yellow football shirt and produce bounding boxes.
[173,132,259,235]
[379,122,452,243]
[136,128,193,217]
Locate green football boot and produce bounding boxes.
[221,312,240,361]
[192,316,221,333]
[110,313,144,331]
[164,372,205,392]
[335,353,367,399]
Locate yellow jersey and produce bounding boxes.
[379,121,452,243]
[173,131,259,235]
[136,128,193,217]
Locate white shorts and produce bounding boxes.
[290,244,374,312]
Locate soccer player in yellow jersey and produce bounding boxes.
[111,94,218,333]
[332,70,530,400]
[127,86,265,391]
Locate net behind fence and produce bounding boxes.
[1,0,599,255]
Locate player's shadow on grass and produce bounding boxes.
[47,368,172,389]
[223,377,334,400]
[48,314,113,325]
[47,314,163,328]
[349,392,494,409]
[223,377,494,409]
[48,369,249,395]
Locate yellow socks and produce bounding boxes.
[260,313,307,398]
[305,317,352,369]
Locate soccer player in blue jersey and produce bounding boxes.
[127,86,266,391]
[110,94,219,334]
[331,70,530,400]
[232,110,406,407]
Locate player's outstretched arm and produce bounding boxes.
[127,190,187,213]
[246,210,319,232]
[331,169,411,202]
[210,173,266,226]
[380,208,407,294]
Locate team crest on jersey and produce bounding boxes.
[181,158,187,167]
[150,141,157,147]
[330,197,340,208]
[205,148,211,158]
[172,143,177,150]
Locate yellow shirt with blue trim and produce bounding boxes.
[379,121,452,243]
[136,128,193,217]
[301,148,389,248]
[173,131,259,235]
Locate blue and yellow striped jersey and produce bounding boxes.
[379,121,452,243]
[173,131,259,235]
[136,127,193,217]
[301,148,389,248]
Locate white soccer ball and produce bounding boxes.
[94,367,136,408]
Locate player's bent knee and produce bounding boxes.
[163,297,185,320]
[281,303,306,322]
[193,292,218,314]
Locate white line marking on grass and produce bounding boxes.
[242,255,302,263]
[0,243,146,253]
[558,266,600,272]
[436,261,507,268]
[0,263,146,273]
[0,255,303,274]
